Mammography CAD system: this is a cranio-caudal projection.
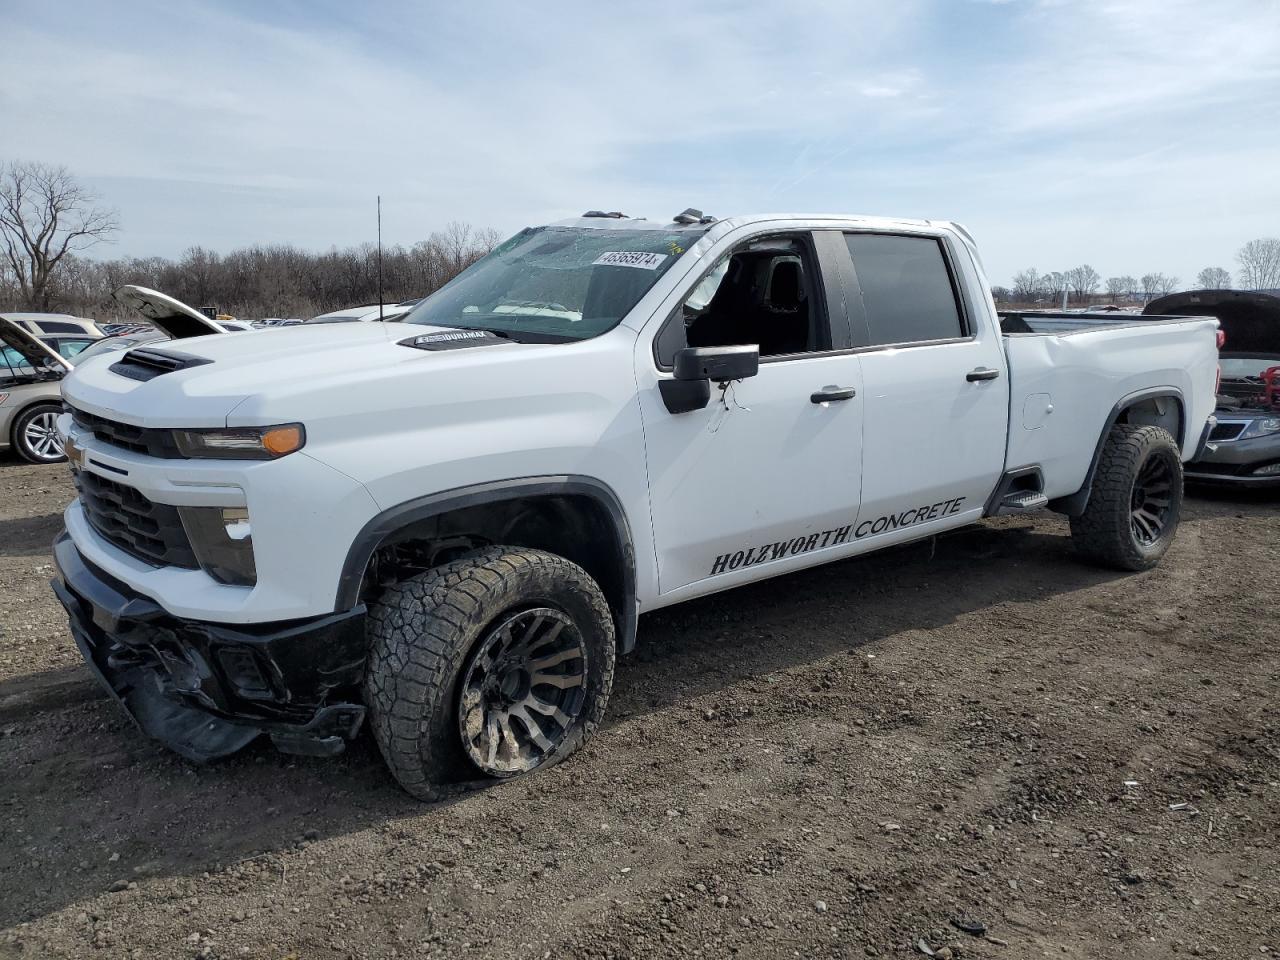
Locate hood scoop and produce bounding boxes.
[398,329,508,352]
[110,348,213,382]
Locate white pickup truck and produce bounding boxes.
[51,211,1219,798]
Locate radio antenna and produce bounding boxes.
[377,195,385,320]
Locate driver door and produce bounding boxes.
[635,230,866,598]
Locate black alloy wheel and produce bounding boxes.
[1130,454,1174,545]
[457,607,588,777]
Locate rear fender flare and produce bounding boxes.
[1049,387,1185,517]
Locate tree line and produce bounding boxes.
[998,239,1280,306]
[0,159,501,321]
[31,226,502,322]
[4,160,1280,320]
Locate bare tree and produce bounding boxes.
[1105,275,1135,300]
[0,160,118,310]
[1042,270,1067,304]
[1195,266,1231,289]
[441,220,475,274]
[1236,238,1280,290]
[475,227,503,254]
[1065,264,1101,304]
[1140,272,1178,301]
[1011,268,1041,302]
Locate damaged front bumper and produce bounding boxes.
[51,531,368,762]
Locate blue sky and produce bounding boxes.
[3,0,1278,289]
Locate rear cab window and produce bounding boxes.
[844,233,967,347]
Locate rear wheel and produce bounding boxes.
[1070,423,1183,571]
[12,403,66,464]
[364,546,615,800]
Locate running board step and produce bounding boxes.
[999,490,1049,511]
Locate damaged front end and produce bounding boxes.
[51,532,367,762]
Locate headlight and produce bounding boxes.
[178,506,256,586]
[1240,417,1280,440]
[173,424,305,460]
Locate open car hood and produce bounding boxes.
[113,285,228,339]
[0,316,74,372]
[1144,290,1280,354]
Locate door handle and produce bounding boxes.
[810,386,857,404]
[966,367,1000,382]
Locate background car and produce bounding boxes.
[76,318,252,364]
[40,333,100,362]
[1145,289,1280,486]
[75,286,247,363]
[0,317,75,463]
[4,312,105,338]
[1,287,235,463]
[307,301,417,324]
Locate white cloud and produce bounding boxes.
[1,0,1276,287]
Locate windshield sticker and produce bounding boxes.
[592,251,668,270]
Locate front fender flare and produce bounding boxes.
[335,475,638,652]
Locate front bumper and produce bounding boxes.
[52,531,368,762]
[1186,429,1280,488]
[1184,469,1280,488]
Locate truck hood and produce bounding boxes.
[113,285,228,338]
[61,322,540,428]
[0,316,74,372]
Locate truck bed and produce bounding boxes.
[998,310,1205,335]
[998,312,1220,501]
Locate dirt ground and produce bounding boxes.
[1,456,1276,960]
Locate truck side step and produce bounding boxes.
[999,490,1049,511]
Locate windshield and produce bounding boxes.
[1220,355,1280,380]
[402,225,700,341]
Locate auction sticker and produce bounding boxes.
[592,251,668,269]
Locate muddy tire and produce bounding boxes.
[1070,424,1183,571]
[12,402,66,464]
[364,546,616,800]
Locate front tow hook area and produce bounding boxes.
[51,531,370,763]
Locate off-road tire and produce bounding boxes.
[1070,424,1183,571]
[12,402,66,464]
[365,546,616,800]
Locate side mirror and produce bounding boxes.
[673,345,759,382]
[660,345,760,414]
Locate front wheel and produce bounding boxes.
[12,402,66,464]
[1070,423,1183,571]
[365,547,616,800]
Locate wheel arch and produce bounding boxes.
[337,476,639,653]
[1049,386,1185,517]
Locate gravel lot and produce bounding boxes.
[1,457,1277,959]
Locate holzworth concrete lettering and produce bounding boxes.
[709,497,967,575]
